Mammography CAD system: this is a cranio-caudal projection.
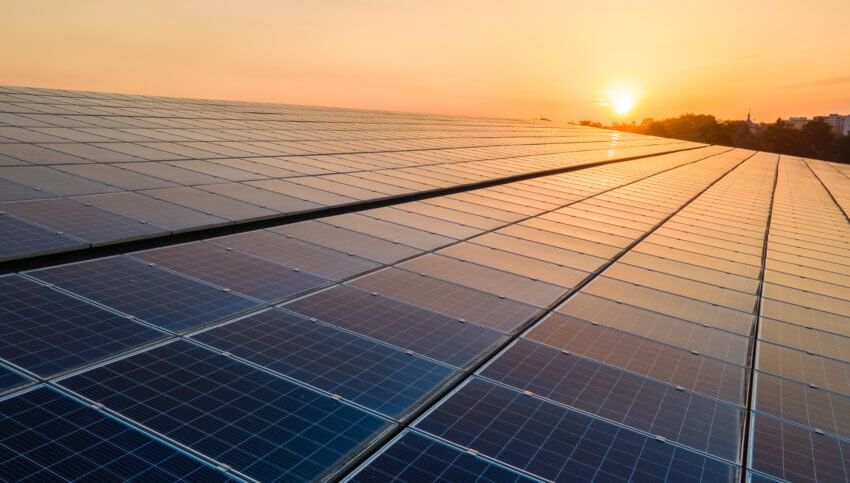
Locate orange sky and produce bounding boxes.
[2,0,849,123]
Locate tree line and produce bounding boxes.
[578,114,850,163]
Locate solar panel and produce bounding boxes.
[1,198,167,245]
[132,241,330,302]
[0,275,165,377]
[348,430,535,482]
[526,312,749,405]
[397,254,567,308]
[58,339,391,481]
[350,268,539,333]
[270,221,423,264]
[283,285,506,367]
[415,379,739,482]
[0,386,230,481]
[28,256,259,333]
[749,413,850,482]
[71,191,230,232]
[480,339,743,461]
[0,213,86,262]
[213,230,381,280]
[191,308,456,418]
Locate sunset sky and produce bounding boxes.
[2,0,848,123]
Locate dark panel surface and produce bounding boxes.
[192,309,455,418]
[0,275,164,376]
[284,285,505,368]
[59,340,391,481]
[29,256,259,332]
[0,387,229,481]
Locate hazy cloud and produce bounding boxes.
[781,75,850,89]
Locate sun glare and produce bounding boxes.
[613,94,634,115]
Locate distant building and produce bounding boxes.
[745,109,758,130]
[787,117,808,129]
[786,114,848,134]
[814,114,845,134]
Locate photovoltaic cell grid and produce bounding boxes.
[57,339,391,482]
[0,274,165,377]
[0,85,699,260]
[1,86,849,482]
[0,386,232,481]
[347,430,536,482]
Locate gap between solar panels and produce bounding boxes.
[333,149,758,478]
[738,154,780,482]
[0,144,707,275]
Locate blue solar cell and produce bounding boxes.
[479,339,743,462]
[350,430,535,482]
[0,364,31,393]
[59,340,391,481]
[0,213,86,262]
[0,275,165,377]
[28,256,260,333]
[0,386,230,481]
[191,309,456,418]
[416,378,739,482]
[283,284,505,368]
[133,241,330,302]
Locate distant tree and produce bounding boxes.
[758,120,805,156]
[718,120,758,150]
[799,119,836,161]
[591,113,850,163]
[579,120,593,126]
[835,136,850,163]
[645,121,668,137]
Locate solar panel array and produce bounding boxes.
[0,85,697,263]
[1,86,848,482]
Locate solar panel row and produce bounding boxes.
[748,156,850,482]
[0,86,698,262]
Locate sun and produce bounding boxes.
[613,94,635,115]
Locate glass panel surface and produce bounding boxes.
[0,387,228,481]
[0,275,164,377]
[134,241,329,302]
[526,313,749,405]
[481,339,743,461]
[349,431,534,482]
[192,309,455,418]
[416,378,739,482]
[59,340,390,482]
[0,214,86,261]
[29,256,259,333]
[350,268,539,333]
[283,285,504,368]
[213,230,380,281]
